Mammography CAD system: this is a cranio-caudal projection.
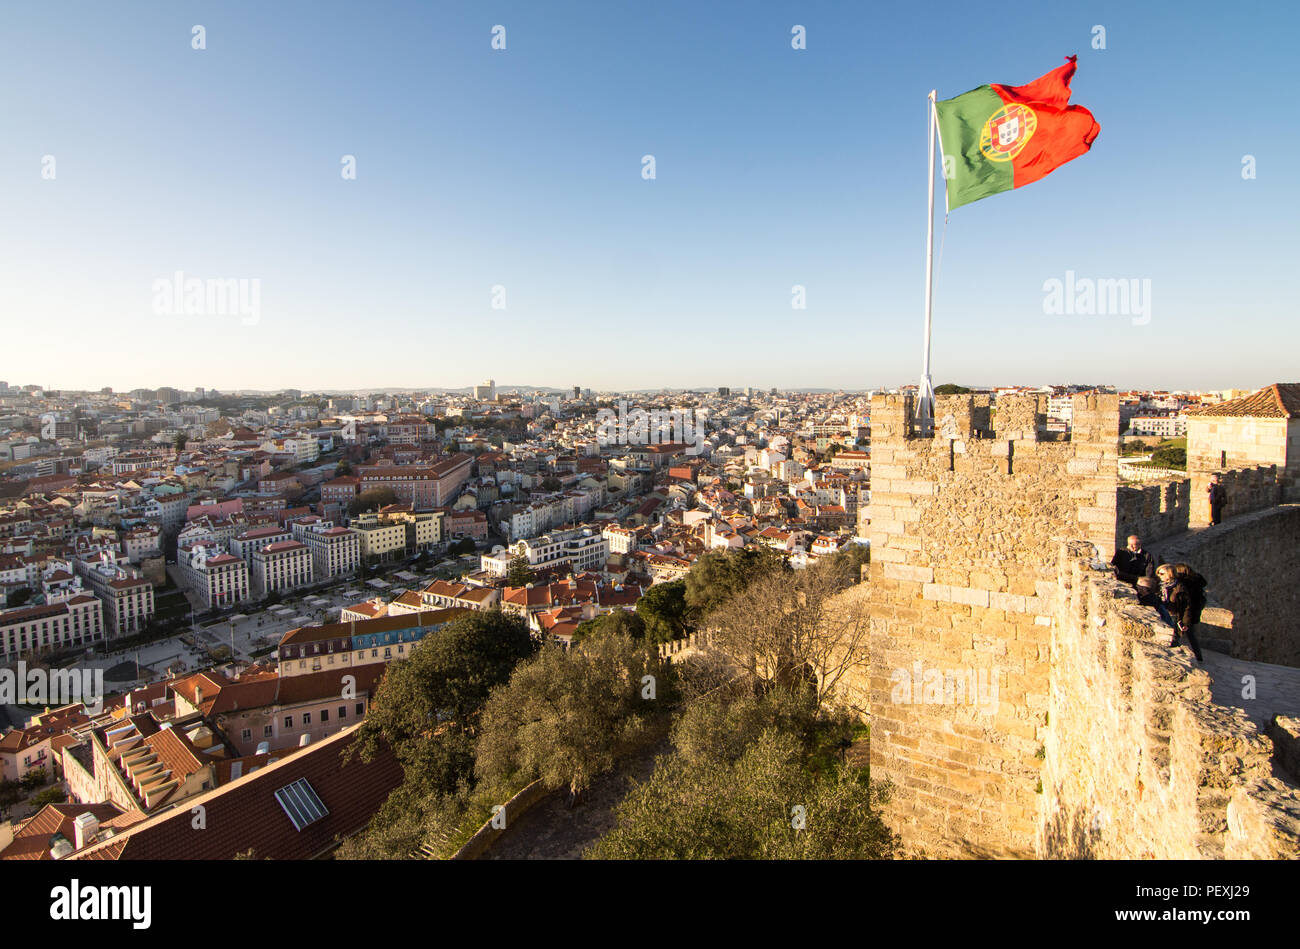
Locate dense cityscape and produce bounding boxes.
[4,0,1296,932]
[0,376,1280,861]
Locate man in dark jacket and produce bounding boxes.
[1208,474,1226,525]
[1157,562,1206,662]
[1111,534,1156,586]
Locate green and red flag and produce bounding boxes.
[935,55,1100,210]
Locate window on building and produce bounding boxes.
[355,703,364,716]
[242,728,252,740]
[264,724,273,737]
[284,716,293,728]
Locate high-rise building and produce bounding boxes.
[573,385,581,400]
[474,379,497,402]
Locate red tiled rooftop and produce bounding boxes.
[1185,383,1300,419]
[73,726,402,860]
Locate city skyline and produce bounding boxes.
[3,1,1296,392]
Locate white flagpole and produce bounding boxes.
[919,89,938,435]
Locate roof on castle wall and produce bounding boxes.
[1186,384,1300,419]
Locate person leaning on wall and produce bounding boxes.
[1111,534,1155,585]
[1156,562,1207,664]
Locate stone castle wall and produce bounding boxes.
[1187,415,1300,504]
[1117,479,1190,546]
[1153,505,1300,666]
[864,393,1120,857]
[1040,542,1300,859]
[1189,464,1283,526]
[861,392,1300,859]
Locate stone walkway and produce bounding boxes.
[1201,648,1300,731]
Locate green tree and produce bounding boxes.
[349,488,399,517]
[587,714,895,859]
[19,767,47,791]
[934,383,973,395]
[29,787,66,808]
[474,630,673,803]
[684,546,789,622]
[347,610,536,797]
[635,579,691,644]
[335,780,474,860]
[336,460,353,476]
[1149,438,1187,470]
[0,779,22,814]
[174,433,187,454]
[540,476,562,492]
[823,542,869,578]
[505,555,536,588]
[573,609,646,644]
[448,538,476,556]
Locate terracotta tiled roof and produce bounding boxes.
[147,725,207,780]
[304,608,468,645]
[276,664,387,708]
[72,726,403,860]
[0,803,130,860]
[1185,383,1300,419]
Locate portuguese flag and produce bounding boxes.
[935,56,1100,210]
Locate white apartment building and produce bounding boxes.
[1046,395,1075,428]
[251,541,313,596]
[1129,415,1187,438]
[144,493,191,532]
[481,527,607,578]
[602,524,639,555]
[351,515,408,563]
[296,523,360,579]
[183,544,251,611]
[122,527,161,564]
[260,435,320,464]
[74,552,156,637]
[229,525,291,562]
[0,594,104,661]
[83,446,119,467]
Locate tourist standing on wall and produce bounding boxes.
[1208,474,1227,525]
[1157,562,1206,663]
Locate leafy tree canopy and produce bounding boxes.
[347,610,536,797]
[505,555,537,588]
[684,546,790,622]
[635,579,691,644]
[349,487,399,516]
[475,630,674,801]
[573,609,646,644]
[587,688,894,860]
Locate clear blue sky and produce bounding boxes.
[1,1,1295,393]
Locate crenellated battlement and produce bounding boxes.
[861,391,1300,858]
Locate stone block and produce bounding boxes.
[883,563,935,583]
